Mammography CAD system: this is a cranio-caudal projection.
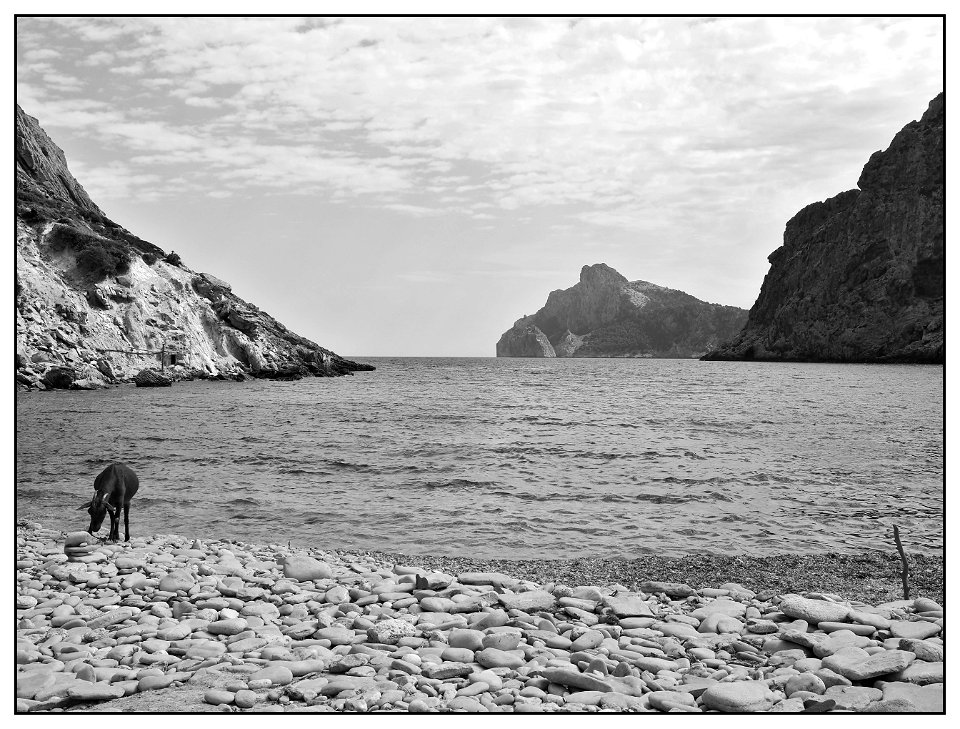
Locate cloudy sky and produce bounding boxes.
[16,15,943,356]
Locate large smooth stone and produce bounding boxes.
[779,596,850,624]
[698,613,743,634]
[367,619,417,645]
[881,682,943,712]
[540,667,614,693]
[569,630,604,651]
[419,597,456,613]
[898,639,944,663]
[640,581,696,598]
[319,677,378,697]
[63,532,93,548]
[457,572,520,588]
[421,662,473,680]
[315,627,355,646]
[482,632,521,651]
[66,682,125,701]
[701,681,776,712]
[207,618,248,636]
[250,665,293,686]
[690,599,746,621]
[158,570,196,592]
[825,647,915,681]
[475,648,525,669]
[16,670,56,699]
[497,590,555,612]
[889,621,940,640]
[823,685,882,711]
[282,555,333,581]
[847,610,891,630]
[204,689,235,705]
[648,690,698,711]
[603,595,654,618]
[889,661,943,686]
[448,629,484,651]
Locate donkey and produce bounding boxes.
[78,463,140,542]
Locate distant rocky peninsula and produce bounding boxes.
[15,106,373,390]
[496,264,747,359]
[703,93,944,363]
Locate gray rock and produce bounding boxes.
[540,667,614,693]
[778,596,850,624]
[281,555,333,581]
[898,639,944,663]
[824,685,882,711]
[66,682,125,701]
[690,599,746,621]
[888,661,943,685]
[889,620,941,640]
[497,590,556,612]
[880,681,943,712]
[603,594,654,618]
[701,681,775,712]
[367,618,417,645]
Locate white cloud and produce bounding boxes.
[15,16,943,225]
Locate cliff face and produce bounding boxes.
[704,93,944,363]
[496,264,748,358]
[15,106,372,390]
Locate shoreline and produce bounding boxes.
[17,520,944,606]
[348,550,945,608]
[16,523,944,713]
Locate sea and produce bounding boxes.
[15,358,943,560]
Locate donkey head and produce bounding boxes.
[78,492,116,534]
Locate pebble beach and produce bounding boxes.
[16,523,945,714]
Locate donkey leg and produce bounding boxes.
[124,503,131,542]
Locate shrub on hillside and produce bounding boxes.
[47,223,131,280]
[164,251,182,266]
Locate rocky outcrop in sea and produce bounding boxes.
[16,524,943,713]
[496,264,748,358]
[15,106,373,390]
[704,93,944,363]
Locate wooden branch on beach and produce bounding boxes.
[892,524,910,600]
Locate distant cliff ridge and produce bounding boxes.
[15,105,373,390]
[704,93,944,363]
[497,264,748,358]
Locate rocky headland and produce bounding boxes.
[704,93,944,363]
[16,523,943,713]
[15,105,373,391]
[497,264,748,358]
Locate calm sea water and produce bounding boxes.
[16,358,943,559]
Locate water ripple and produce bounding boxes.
[15,357,943,559]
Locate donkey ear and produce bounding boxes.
[78,500,93,510]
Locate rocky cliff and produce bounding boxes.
[703,93,944,363]
[15,105,373,390]
[496,264,748,358]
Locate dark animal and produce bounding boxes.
[78,463,140,542]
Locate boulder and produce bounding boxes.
[281,555,333,581]
[133,368,173,387]
[42,366,76,389]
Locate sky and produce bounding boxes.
[15,15,944,357]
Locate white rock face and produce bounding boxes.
[16,104,371,389]
[16,222,262,384]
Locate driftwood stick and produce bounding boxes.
[892,524,910,600]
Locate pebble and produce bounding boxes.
[13,524,947,714]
